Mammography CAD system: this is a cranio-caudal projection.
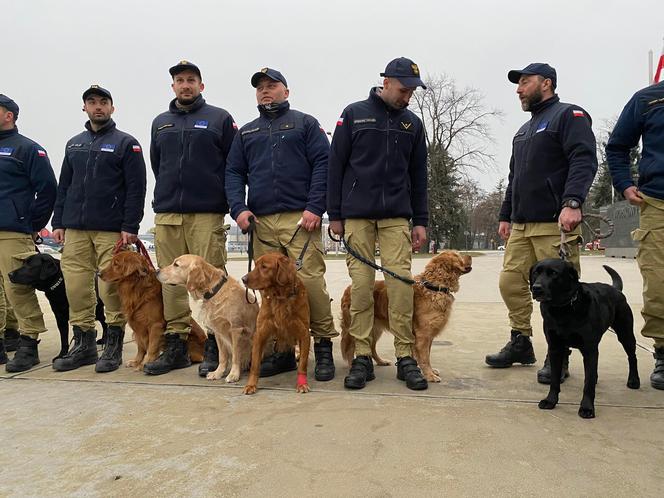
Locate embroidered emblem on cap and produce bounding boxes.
[411,64,420,75]
[261,68,268,73]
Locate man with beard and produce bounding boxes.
[226,68,338,381]
[52,85,147,373]
[328,57,429,391]
[0,94,56,372]
[146,61,237,376]
[485,63,597,384]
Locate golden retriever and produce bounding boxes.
[99,251,206,370]
[157,254,258,383]
[241,253,310,394]
[340,250,472,382]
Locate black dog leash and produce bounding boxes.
[243,217,258,304]
[327,228,450,293]
[559,213,615,261]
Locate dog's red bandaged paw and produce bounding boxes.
[296,373,309,393]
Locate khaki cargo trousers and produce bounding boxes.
[0,232,46,338]
[632,194,664,348]
[344,218,414,358]
[60,229,124,330]
[0,275,19,332]
[155,213,227,337]
[252,211,337,342]
[499,222,580,337]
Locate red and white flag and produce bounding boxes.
[655,52,664,83]
[336,117,344,126]
[572,109,585,118]
[37,149,46,157]
[132,145,142,153]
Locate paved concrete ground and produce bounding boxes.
[1,252,663,497]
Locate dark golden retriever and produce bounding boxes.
[340,250,472,382]
[157,254,258,383]
[99,251,206,370]
[241,253,310,395]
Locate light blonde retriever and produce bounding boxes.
[340,251,472,382]
[157,254,258,383]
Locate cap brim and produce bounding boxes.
[395,76,427,90]
[251,72,276,88]
[508,69,540,83]
[83,90,112,102]
[169,65,201,78]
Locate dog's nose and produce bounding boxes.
[531,283,543,294]
[241,274,248,285]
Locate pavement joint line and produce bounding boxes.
[4,375,663,410]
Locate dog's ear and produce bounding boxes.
[529,262,538,288]
[275,256,295,287]
[186,265,205,293]
[565,262,579,283]
[40,258,58,280]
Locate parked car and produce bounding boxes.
[497,245,505,251]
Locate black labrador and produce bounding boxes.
[530,258,640,419]
[8,253,108,360]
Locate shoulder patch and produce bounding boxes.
[100,144,115,153]
[132,145,142,153]
[400,121,413,130]
[572,109,585,118]
[194,120,209,129]
[336,117,344,126]
[157,123,174,131]
[37,149,47,157]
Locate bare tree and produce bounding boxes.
[410,74,503,250]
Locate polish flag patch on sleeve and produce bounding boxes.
[232,122,238,130]
[37,149,46,157]
[132,145,142,152]
[336,117,344,126]
[572,109,585,117]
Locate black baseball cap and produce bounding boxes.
[380,57,427,89]
[169,60,202,79]
[82,85,113,103]
[508,63,557,89]
[0,94,19,117]
[251,67,288,88]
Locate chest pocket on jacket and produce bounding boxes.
[277,124,304,160]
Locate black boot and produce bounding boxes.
[537,350,571,384]
[143,333,191,375]
[95,326,124,373]
[0,336,7,365]
[485,330,536,367]
[198,333,219,377]
[52,327,98,372]
[5,335,40,372]
[259,350,297,377]
[344,355,374,389]
[396,356,428,390]
[651,347,664,390]
[314,338,335,381]
[3,328,19,352]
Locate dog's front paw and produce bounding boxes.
[538,399,557,410]
[206,371,223,381]
[432,367,440,375]
[225,371,240,383]
[126,360,139,368]
[627,375,640,389]
[243,384,257,395]
[375,358,390,366]
[578,406,595,419]
[296,383,310,393]
[424,371,441,382]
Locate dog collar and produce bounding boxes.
[418,280,450,294]
[203,275,227,300]
[48,276,64,292]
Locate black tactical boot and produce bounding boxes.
[53,327,98,371]
[396,356,429,390]
[651,347,664,390]
[95,325,124,373]
[259,350,297,377]
[5,335,40,373]
[0,336,7,365]
[314,338,335,381]
[537,350,571,384]
[485,330,536,367]
[143,333,191,375]
[344,355,375,389]
[3,328,20,352]
[198,333,219,377]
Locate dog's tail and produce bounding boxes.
[339,286,355,366]
[603,265,623,291]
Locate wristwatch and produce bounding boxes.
[561,199,581,209]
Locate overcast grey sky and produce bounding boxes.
[4,0,663,233]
